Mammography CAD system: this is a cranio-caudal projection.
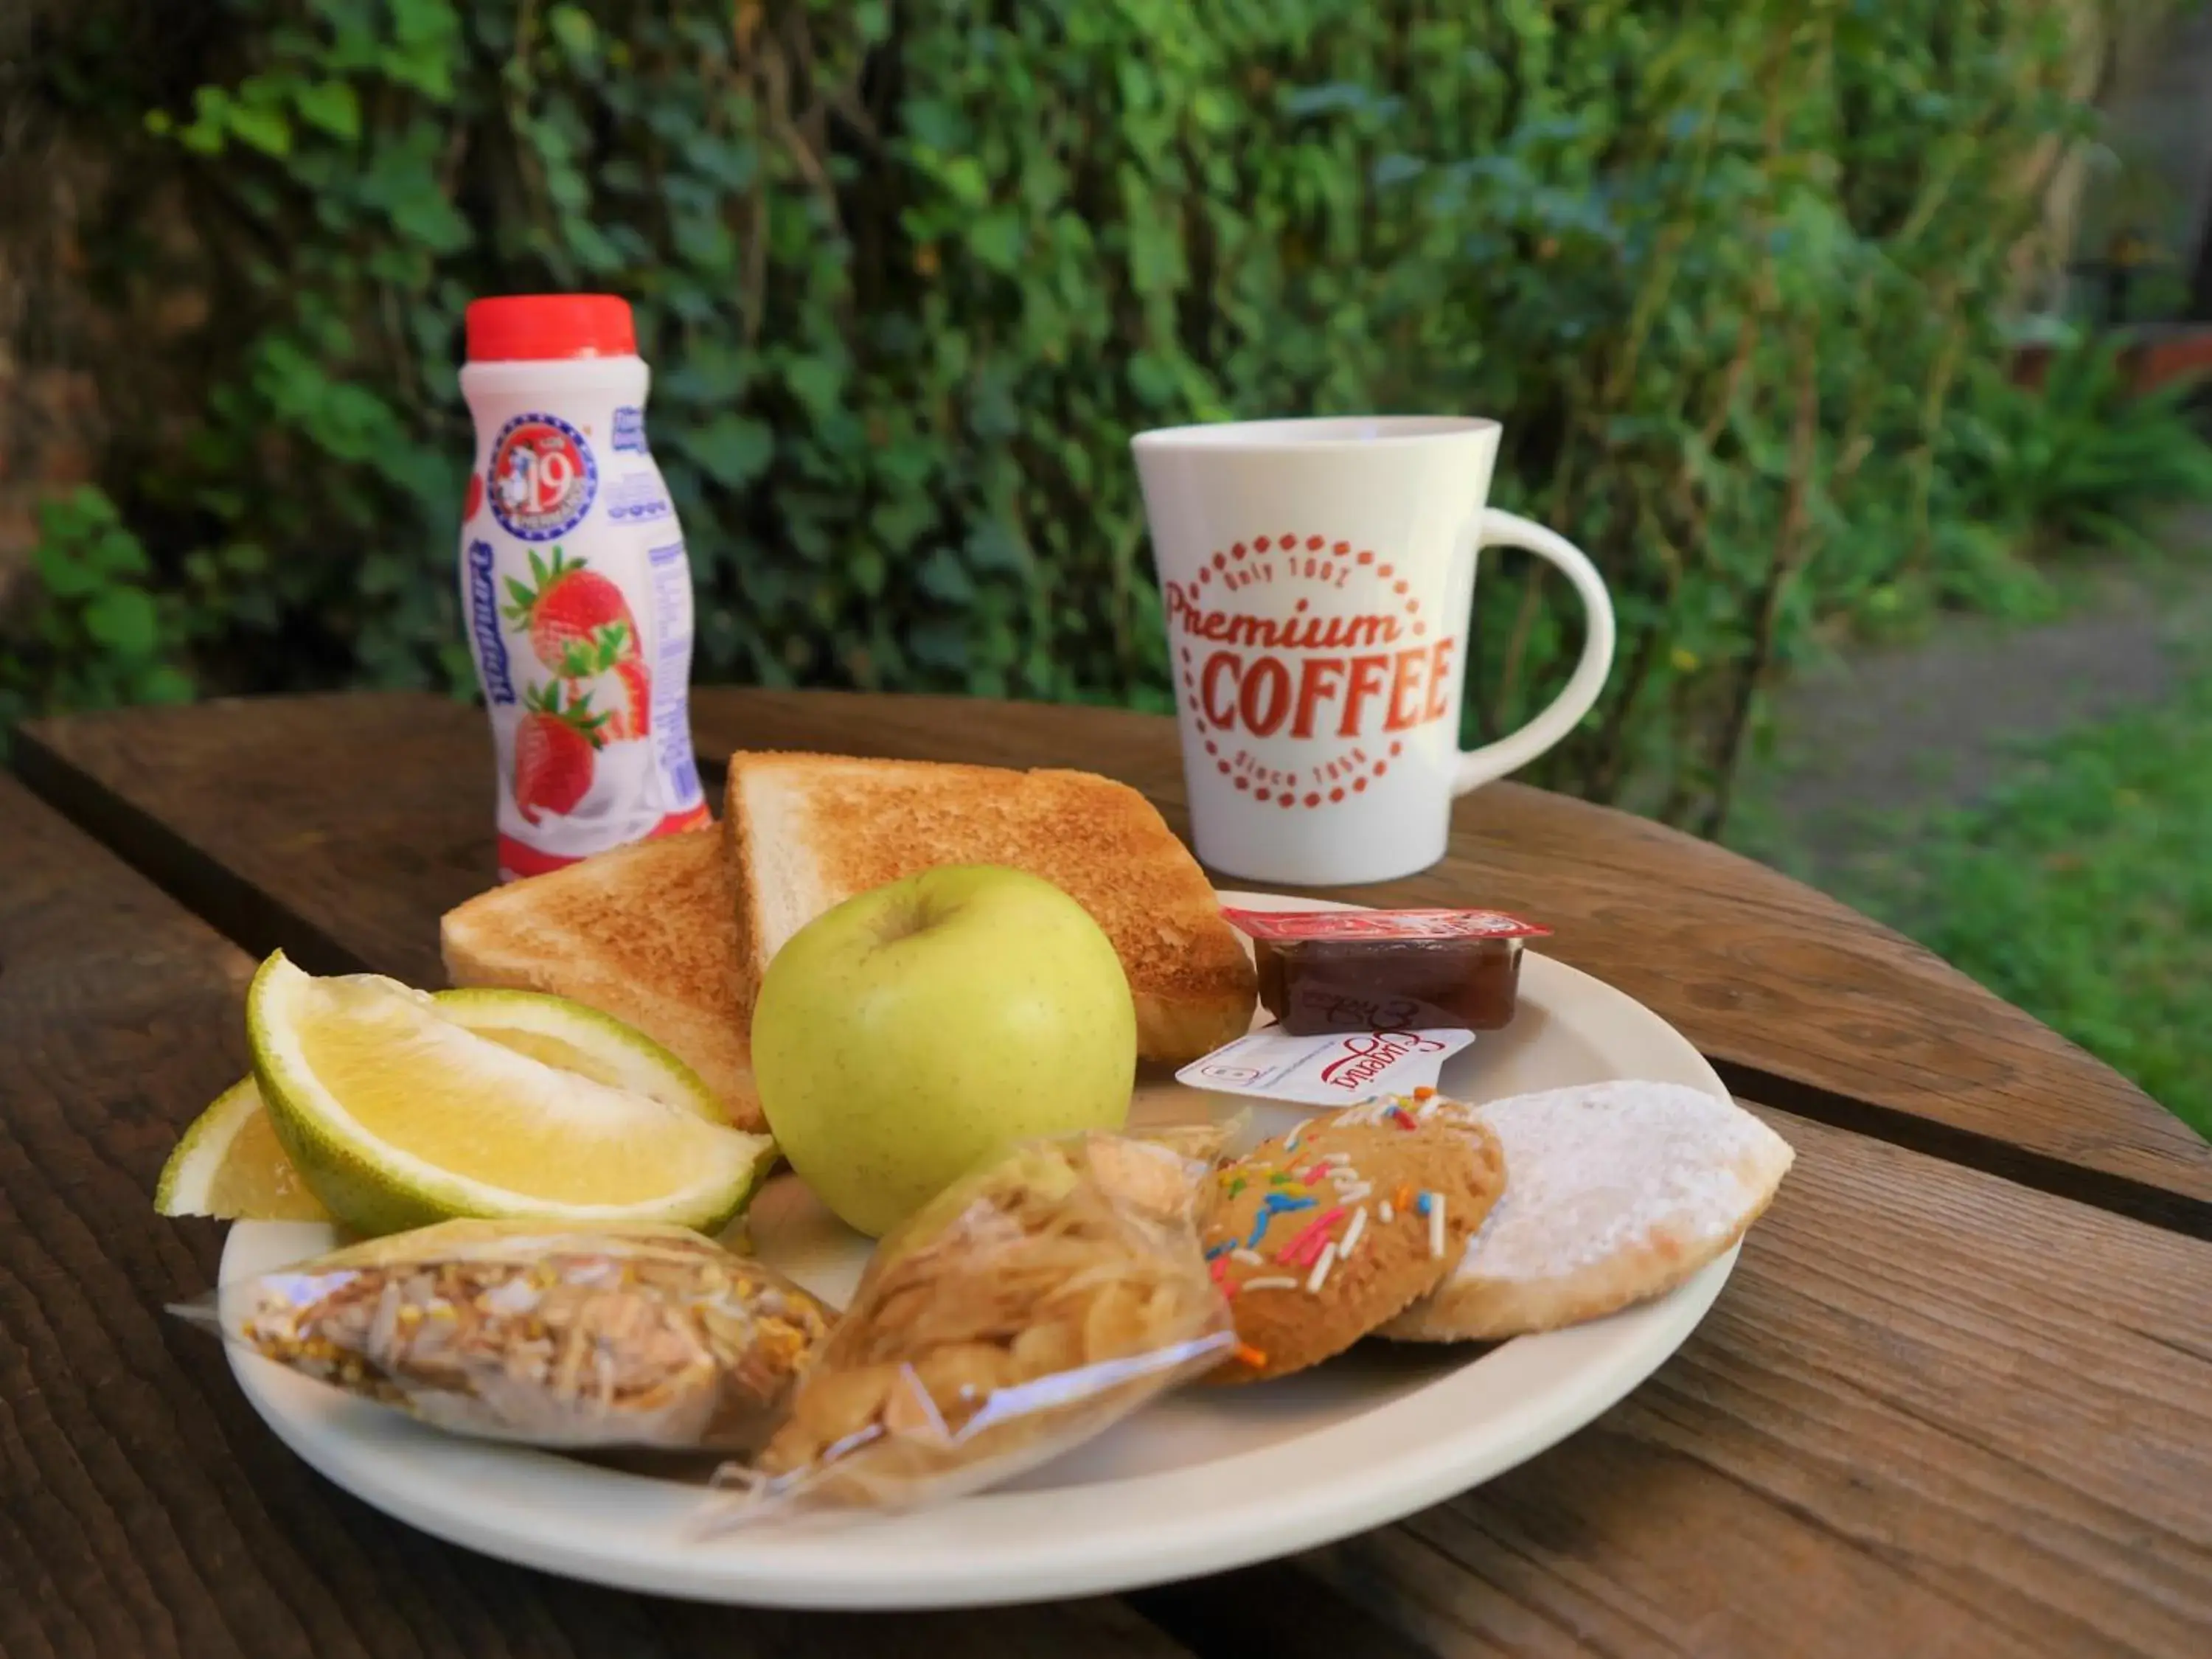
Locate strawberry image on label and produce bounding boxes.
[549,618,654,741]
[501,546,639,678]
[512,682,609,824]
[605,655,653,740]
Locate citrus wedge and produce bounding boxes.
[155,1077,335,1222]
[243,953,775,1237]
[156,986,737,1222]
[423,987,731,1121]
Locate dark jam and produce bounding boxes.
[1222,908,1551,1037]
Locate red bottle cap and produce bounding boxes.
[465,295,637,362]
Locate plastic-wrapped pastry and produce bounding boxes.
[180,1218,832,1450]
[706,1133,1234,1524]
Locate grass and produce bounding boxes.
[1794,664,2212,1141]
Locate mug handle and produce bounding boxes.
[1453,509,1616,796]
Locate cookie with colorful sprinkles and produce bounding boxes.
[1200,1091,1506,1383]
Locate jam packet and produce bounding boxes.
[1221,906,1551,1037]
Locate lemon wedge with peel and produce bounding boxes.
[156,1077,335,1222]
[158,986,740,1222]
[227,953,773,1236]
[416,987,734,1121]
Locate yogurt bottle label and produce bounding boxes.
[464,538,518,708]
[458,295,709,882]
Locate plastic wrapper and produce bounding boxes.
[1127,1113,1245,1169]
[178,1218,833,1450]
[1106,1115,1248,1226]
[705,1133,1236,1525]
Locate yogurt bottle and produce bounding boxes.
[457,294,709,881]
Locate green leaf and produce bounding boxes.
[82,588,161,657]
[1128,351,1178,407]
[662,338,754,403]
[224,100,292,158]
[563,217,624,273]
[918,547,975,603]
[672,212,737,274]
[939,157,990,207]
[966,210,1024,273]
[907,617,970,672]
[92,527,150,579]
[869,494,936,554]
[34,543,104,599]
[142,666,197,704]
[850,549,888,599]
[785,356,843,420]
[682,133,756,191]
[1283,83,1370,118]
[388,186,471,254]
[293,80,361,141]
[678,414,776,488]
[549,4,599,63]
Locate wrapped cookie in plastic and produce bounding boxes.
[705,1132,1235,1526]
[176,1218,832,1450]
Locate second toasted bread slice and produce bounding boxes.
[724,752,1256,1062]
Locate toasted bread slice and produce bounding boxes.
[439,829,763,1129]
[723,752,1256,1061]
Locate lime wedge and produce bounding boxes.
[156,987,736,1222]
[156,1078,335,1222]
[426,987,731,1121]
[243,952,775,1237]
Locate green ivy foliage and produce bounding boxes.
[13,0,2198,830]
[0,490,195,740]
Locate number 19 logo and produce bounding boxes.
[488,413,599,542]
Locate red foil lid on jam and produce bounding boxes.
[1222,907,1552,1037]
[1220,908,1551,944]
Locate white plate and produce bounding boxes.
[220,889,1734,1609]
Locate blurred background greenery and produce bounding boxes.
[6,0,2212,1128]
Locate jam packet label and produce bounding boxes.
[1221,906,1551,943]
[1175,1026,1476,1107]
[1279,983,1466,1036]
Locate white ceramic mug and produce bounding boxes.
[1132,416,1615,886]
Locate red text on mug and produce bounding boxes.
[1163,533,1449,808]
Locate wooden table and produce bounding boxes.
[7,689,2211,1659]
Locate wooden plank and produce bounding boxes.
[0,773,1197,1659]
[17,689,2212,1237]
[1295,1103,2212,1658]
[15,695,487,990]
